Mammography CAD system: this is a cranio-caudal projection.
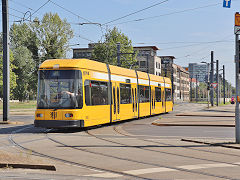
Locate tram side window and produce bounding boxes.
[85,80,108,106]
[155,87,161,102]
[165,88,172,101]
[139,85,150,103]
[120,83,132,104]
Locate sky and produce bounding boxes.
[2,0,240,85]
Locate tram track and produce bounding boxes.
[115,123,240,159]
[7,118,240,180]
[45,124,240,179]
[8,126,151,180]
[84,125,240,180]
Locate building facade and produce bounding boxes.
[160,56,190,102]
[73,44,162,75]
[134,46,161,76]
[188,63,209,82]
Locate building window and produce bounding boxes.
[156,62,158,69]
[140,61,146,68]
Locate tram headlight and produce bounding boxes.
[36,113,43,118]
[65,113,73,118]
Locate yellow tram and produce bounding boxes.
[34,59,173,128]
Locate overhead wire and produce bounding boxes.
[49,0,93,23]
[109,2,221,26]
[9,0,34,11]
[174,34,235,60]
[103,0,169,25]
[31,0,50,16]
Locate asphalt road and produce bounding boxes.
[0,103,240,179]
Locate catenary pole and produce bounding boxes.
[190,78,192,102]
[236,35,240,143]
[2,0,10,121]
[216,60,219,106]
[235,14,240,143]
[223,65,226,104]
[210,51,214,106]
[207,63,210,108]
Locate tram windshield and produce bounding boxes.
[37,70,83,109]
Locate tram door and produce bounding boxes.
[162,87,166,113]
[112,82,120,122]
[151,87,156,115]
[132,85,138,118]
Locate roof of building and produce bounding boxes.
[189,78,199,83]
[133,46,159,50]
[174,64,189,74]
[159,56,176,59]
[72,48,93,51]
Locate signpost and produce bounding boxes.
[211,83,218,89]
[235,12,240,144]
[223,0,231,8]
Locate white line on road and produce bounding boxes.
[85,162,239,178]
[84,172,122,178]
[178,163,236,170]
[123,167,176,175]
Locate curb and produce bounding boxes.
[152,122,234,127]
[181,138,240,150]
[0,163,56,171]
[0,121,24,125]
[176,114,234,117]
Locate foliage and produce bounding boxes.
[0,51,17,98]
[9,12,73,101]
[92,27,137,69]
[33,12,74,60]
[12,47,35,101]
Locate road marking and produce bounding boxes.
[123,167,176,175]
[85,163,238,178]
[84,172,122,178]
[178,163,236,170]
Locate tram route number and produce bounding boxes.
[83,71,90,76]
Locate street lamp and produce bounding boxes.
[201,61,210,108]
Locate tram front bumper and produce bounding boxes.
[34,120,84,128]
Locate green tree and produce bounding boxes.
[0,51,17,99]
[92,27,137,68]
[10,23,39,99]
[9,13,73,101]
[34,12,74,60]
[12,47,35,101]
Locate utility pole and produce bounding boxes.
[216,60,219,106]
[2,0,10,121]
[196,75,198,102]
[207,63,210,108]
[190,78,192,102]
[223,65,226,104]
[210,51,214,106]
[117,42,121,67]
[235,12,240,143]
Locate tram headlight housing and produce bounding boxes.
[36,113,43,118]
[65,113,73,118]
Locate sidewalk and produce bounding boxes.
[0,109,35,115]
[152,104,240,149]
